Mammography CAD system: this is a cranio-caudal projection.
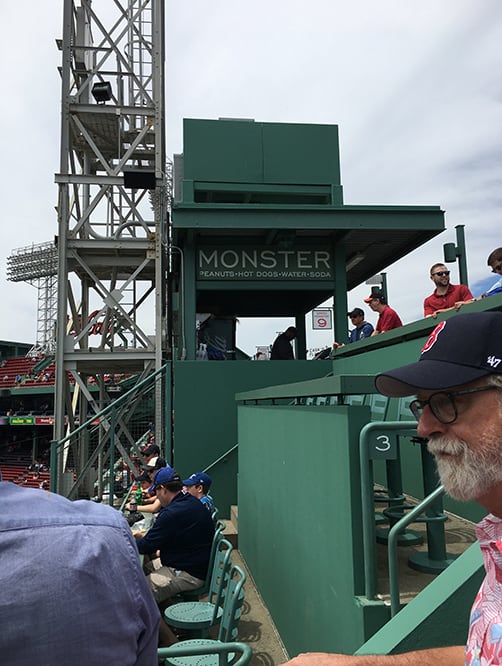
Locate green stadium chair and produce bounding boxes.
[159,565,248,666]
[181,520,226,602]
[157,641,251,666]
[165,538,234,636]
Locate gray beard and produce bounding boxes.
[427,435,502,501]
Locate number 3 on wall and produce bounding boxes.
[375,434,391,452]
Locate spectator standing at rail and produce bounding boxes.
[481,247,502,298]
[333,308,374,348]
[363,291,402,335]
[271,326,297,360]
[0,471,160,665]
[281,311,502,666]
[423,262,473,317]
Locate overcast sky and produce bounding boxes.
[0,1,501,356]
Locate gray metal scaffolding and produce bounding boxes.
[54,1,168,457]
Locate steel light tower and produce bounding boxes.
[6,241,58,355]
[54,1,168,452]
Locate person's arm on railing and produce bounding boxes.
[281,645,465,666]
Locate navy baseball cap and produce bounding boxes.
[376,312,502,397]
[149,466,181,492]
[183,472,212,488]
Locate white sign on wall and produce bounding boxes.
[312,309,333,330]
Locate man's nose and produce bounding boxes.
[416,404,448,439]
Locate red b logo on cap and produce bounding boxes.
[421,321,446,355]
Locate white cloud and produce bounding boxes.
[1,1,501,354]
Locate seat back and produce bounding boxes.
[217,564,247,643]
[180,520,226,601]
[207,537,234,614]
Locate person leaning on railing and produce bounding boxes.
[282,312,502,666]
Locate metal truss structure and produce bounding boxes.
[54,0,168,449]
[7,241,59,356]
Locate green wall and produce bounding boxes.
[237,403,388,655]
[172,360,329,516]
[182,118,342,191]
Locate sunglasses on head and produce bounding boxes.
[432,270,450,277]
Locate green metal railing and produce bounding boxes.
[50,365,169,501]
[359,420,418,600]
[360,419,452,610]
[388,484,446,616]
[203,443,239,474]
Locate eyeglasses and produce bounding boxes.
[491,263,502,273]
[431,271,450,277]
[409,385,501,424]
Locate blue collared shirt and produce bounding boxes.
[0,482,160,665]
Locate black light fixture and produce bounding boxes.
[91,81,112,104]
[123,170,156,189]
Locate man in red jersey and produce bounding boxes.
[423,263,473,318]
[363,291,402,335]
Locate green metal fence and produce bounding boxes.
[50,366,168,501]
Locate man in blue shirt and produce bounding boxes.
[135,466,215,603]
[0,472,160,665]
[333,308,374,349]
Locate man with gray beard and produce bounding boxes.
[282,311,502,666]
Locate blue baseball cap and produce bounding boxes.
[376,312,502,397]
[148,465,181,493]
[183,472,212,488]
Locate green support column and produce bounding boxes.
[456,225,469,286]
[333,242,349,344]
[182,242,197,360]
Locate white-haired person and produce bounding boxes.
[282,311,502,666]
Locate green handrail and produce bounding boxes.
[359,420,418,600]
[203,443,239,474]
[388,484,445,616]
[50,364,168,495]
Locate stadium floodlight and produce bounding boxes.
[7,241,58,353]
[7,241,58,283]
[91,81,112,103]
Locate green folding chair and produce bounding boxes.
[159,565,248,666]
[181,520,226,602]
[165,538,234,636]
[158,641,251,666]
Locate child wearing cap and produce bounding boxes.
[182,472,215,514]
